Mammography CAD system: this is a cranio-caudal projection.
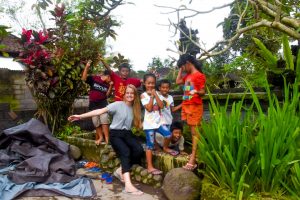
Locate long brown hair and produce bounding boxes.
[125,84,142,129]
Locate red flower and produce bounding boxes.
[37,31,48,44]
[21,55,33,65]
[22,28,32,42]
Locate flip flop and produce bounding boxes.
[100,172,111,180]
[182,163,197,171]
[105,175,113,184]
[113,170,124,183]
[147,169,163,175]
[123,189,144,196]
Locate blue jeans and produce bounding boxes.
[145,125,171,150]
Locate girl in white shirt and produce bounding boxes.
[141,73,175,175]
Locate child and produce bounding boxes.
[176,54,206,171]
[141,73,175,175]
[82,60,113,145]
[155,121,185,154]
[155,79,182,155]
[99,56,142,101]
[157,79,182,127]
[68,85,144,196]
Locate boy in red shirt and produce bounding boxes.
[176,54,206,170]
[99,57,142,101]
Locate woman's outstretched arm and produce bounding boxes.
[68,107,109,122]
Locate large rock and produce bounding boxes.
[69,144,82,160]
[162,168,201,200]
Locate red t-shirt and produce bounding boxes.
[182,71,206,105]
[110,71,141,101]
[86,75,109,110]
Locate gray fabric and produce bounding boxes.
[107,101,133,130]
[0,119,96,199]
[0,175,95,200]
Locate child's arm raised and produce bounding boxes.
[81,60,92,81]
[68,107,108,122]
[98,55,112,72]
[175,67,184,85]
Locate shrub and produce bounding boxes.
[198,79,300,199]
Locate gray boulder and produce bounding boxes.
[69,145,82,160]
[162,168,201,200]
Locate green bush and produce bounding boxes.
[198,80,300,199]
[57,124,81,139]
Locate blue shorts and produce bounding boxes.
[144,125,171,150]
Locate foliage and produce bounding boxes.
[110,53,129,69]
[57,124,81,139]
[17,0,122,134]
[221,0,283,55]
[198,79,300,199]
[147,57,174,71]
[0,25,10,57]
[131,126,145,139]
[253,35,300,86]
[222,54,266,87]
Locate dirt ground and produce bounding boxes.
[17,172,167,200]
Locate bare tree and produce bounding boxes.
[156,0,300,60]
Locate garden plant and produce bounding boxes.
[17,0,122,134]
[199,78,300,199]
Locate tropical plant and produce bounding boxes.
[18,1,122,134]
[253,35,300,86]
[57,124,81,139]
[199,79,300,199]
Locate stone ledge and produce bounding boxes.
[63,135,193,188]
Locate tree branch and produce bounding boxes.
[162,0,300,60]
[249,0,300,29]
[155,2,234,19]
[197,19,300,60]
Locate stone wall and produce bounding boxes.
[0,69,36,111]
[0,69,36,131]
[0,69,92,132]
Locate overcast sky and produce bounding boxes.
[0,0,231,71]
[109,0,231,71]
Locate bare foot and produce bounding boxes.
[95,140,101,145]
[124,185,143,195]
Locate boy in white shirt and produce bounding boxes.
[156,79,182,155]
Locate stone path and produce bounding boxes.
[17,169,167,200]
[18,179,164,200]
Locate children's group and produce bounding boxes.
[68,53,206,196]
